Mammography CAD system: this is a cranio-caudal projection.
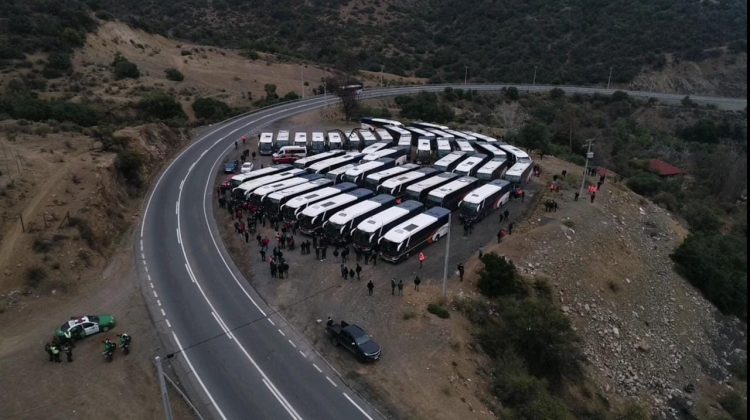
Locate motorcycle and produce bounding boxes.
[103,340,116,362]
[103,348,114,362]
[118,334,131,355]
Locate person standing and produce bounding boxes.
[574,191,580,201]
[397,279,404,296]
[457,264,464,282]
[590,191,596,203]
[367,280,374,296]
[45,342,53,362]
[341,264,348,280]
[391,278,396,295]
[414,275,421,290]
[62,342,73,362]
[503,209,509,220]
[418,251,426,268]
[355,263,362,280]
[349,268,356,280]
[270,260,277,278]
[508,222,514,235]
[50,343,61,363]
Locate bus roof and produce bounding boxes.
[461,180,510,204]
[230,165,285,183]
[327,194,394,225]
[466,131,498,142]
[474,142,507,157]
[375,128,393,141]
[417,138,432,150]
[385,126,411,136]
[360,117,403,127]
[379,168,435,189]
[307,152,363,172]
[277,130,290,140]
[327,132,343,142]
[497,144,532,162]
[345,159,392,176]
[362,147,406,161]
[427,176,478,199]
[367,163,418,181]
[412,122,450,130]
[260,132,274,142]
[360,131,377,141]
[326,164,356,176]
[455,140,475,152]
[294,132,307,141]
[427,129,455,139]
[235,168,305,193]
[301,189,371,217]
[267,178,332,201]
[477,157,507,175]
[294,150,344,167]
[435,151,466,165]
[356,200,423,233]
[437,139,452,149]
[361,142,390,155]
[285,183,357,208]
[251,177,308,197]
[382,207,450,243]
[443,129,476,141]
[406,172,458,192]
[406,127,436,138]
[505,162,532,176]
[454,154,488,172]
[312,132,325,141]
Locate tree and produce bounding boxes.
[477,253,527,298]
[264,84,278,101]
[192,97,230,122]
[338,89,360,121]
[505,86,520,101]
[164,68,184,81]
[112,54,140,79]
[137,91,185,122]
[518,122,551,154]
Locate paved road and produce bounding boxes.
[138,85,745,420]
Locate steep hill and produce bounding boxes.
[99,0,747,92]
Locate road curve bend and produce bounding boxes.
[138,85,745,420]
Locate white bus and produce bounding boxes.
[379,207,451,263]
[444,129,477,142]
[411,122,450,131]
[466,131,498,143]
[427,128,455,141]
[228,165,291,189]
[375,128,394,145]
[258,132,275,155]
[298,188,374,235]
[416,138,434,164]
[425,176,481,210]
[352,200,425,253]
[436,139,453,159]
[405,172,459,202]
[280,182,358,222]
[458,179,512,224]
[473,141,507,158]
[497,144,532,165]
[455,140,475,153]
[476,157,509,182]
[294,132,308,149]
[386,126,413,147]
[406,127,436,143]
[453,153,492,177]
[433,151,468,172]
[361,141,391,155]
[360,117,404,131]
[322,194,397,245]
[360,130,378,147]
[293,150,345,169]
[246,173,323,209]
[264,178,333,217]
[233,168,306,200]
[343,158,396,185]
[325,164,357,183]
[503,162,533,186]
[311,132,327,153]
[306,152,364,174]
[275,130,290,150]
[363,163,419,191]
[327,131,344,150]
[361,147,409,165]
[377,167,439,197]
[348,131,363,151]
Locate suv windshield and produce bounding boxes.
[354,334,371,346]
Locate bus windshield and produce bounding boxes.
[459,202,480,218]
[352,229,374,247]
[324,221,344,238]
[380,239,401,256]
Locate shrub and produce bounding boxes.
[505,86,520,101]
[477,253,527,298]
[192,97,231,122]
[671,232,747,320]
[683,203,723,233]
[137,91,186,122]
[164,68,184,81]
[395,92,455,123]
[115,149,144,189]
[33,238,54,253]
[25,267,48,288]
[427,303,450,319]
[112,54,140,79]
[69,216,96,249]
[42,52,72,79]
[719,391,747,420]
[48,102,99,127]
[626,172,662,196]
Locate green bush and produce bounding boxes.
[112,54,140,79]
[505,86,520,101]
[395,92,455,123]
[683,203,723,233]
[626,172,662,196]
[25,267,48,288]
[48,102,99,127]
[115,149,145,189]
[192,97,231,122]
[427,303,450,319]
[671,232,747,320]
[477,253,527,298]
[719,391,747,420]
[69,217,96,249]
[42,52,72,79]
[164,68,184,81]
[137,91,186,122]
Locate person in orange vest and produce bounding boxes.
[418,251,426,268]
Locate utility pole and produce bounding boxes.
[442,212,451,298]
[607,67,613,90]
[464,66,468,85]
[532,66,537,85]
[301,66,305,99]
[155,356,174,420]
[578,139,594,198]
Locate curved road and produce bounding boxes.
[138,85,745,420]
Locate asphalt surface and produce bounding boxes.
[138,85,746,420]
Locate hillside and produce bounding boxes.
[98,0,748,93]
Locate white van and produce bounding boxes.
[272,146,307,164]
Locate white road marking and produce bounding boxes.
[267,319,275,326]
[171,332,228,420]
[299,351,306,358]
[165,319,171,328]
[278,329,286,337]
[176,228,181,244]
[262,379,303,420]
[343,393,373,420]
[175,201,179,215]
[160,308,166,316]
[326,376,337,387]
[149,282,154,289]
[211,311,234,340]
[312,364,322,373]
[288,340,296,349]
[152,290,158,298]
[140,239,143,251]
[185,263,196,283]
[156,300,161,307]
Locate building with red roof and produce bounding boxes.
[649,159,684,177]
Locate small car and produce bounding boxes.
[224,160,239,173]
[240,162,255,174]
[56,315,116,340]
[326,321,381,362]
